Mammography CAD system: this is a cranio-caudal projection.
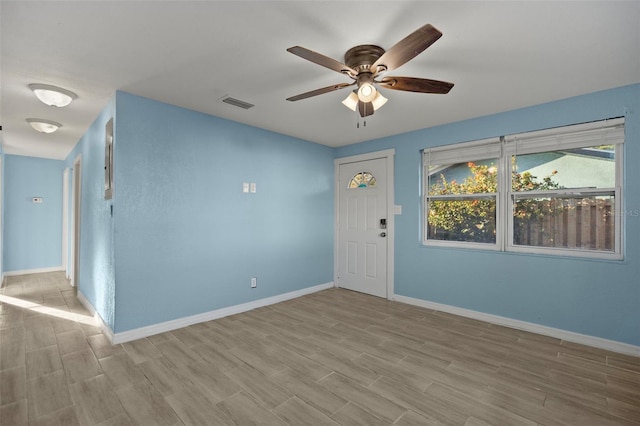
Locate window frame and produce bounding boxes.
[422,137,503,251]
[422,118,624,260]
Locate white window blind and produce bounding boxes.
[423,137,501,165]
[422,117,624,259]
[504,117,624,156]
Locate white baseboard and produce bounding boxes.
[394,294,640,357]
[3,266,64,278]
[76,291,115,342]
[108,282,334,344]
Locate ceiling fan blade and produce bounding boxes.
[287,46,357,76]
[378,76,454,94]
[287,82,355,102]
[371,24,442,72]
[358,101,374,117]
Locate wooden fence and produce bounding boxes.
[513,198,614,251]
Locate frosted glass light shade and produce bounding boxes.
[27,118,62,133]
[371,92,388,111]
[342,92,359,111]
[357,83,377,103]
[29,84,77,107]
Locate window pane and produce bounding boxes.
[513,146,615,191]
[513,195,615,251]
[428,197,497,243]
[349,171,377,188]
[429,161,498,195]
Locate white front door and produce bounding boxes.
[337,157,388,298]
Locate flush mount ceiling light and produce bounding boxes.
[29,84,77,107]
[27,118,62,133]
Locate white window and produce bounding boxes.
[423,118,624,260]
[424,138,502,249]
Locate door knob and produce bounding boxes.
[380,232,386,237]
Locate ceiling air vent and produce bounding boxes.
[220,96,254,110]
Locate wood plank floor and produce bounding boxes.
[1,272,639,425]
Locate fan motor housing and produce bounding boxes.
[344,45,385,74]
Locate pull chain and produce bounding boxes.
[355,112,367,128]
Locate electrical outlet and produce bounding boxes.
[251,277,257,288]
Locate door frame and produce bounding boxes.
[334,149,395,300]
[62,167,70,279]
[70,155,82,288]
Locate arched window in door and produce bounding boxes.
[348,171,377,189]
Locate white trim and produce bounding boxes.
[335,149,395,301]
[70,155,82,288]
[62,168,70,279]
[394,294,640,357]
[615,141,624,258]
[3,266,64,277]
[108,282,334,344]
[335,149,395,165]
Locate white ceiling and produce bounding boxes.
[2,1,639,160]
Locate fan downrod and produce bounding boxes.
[344,45,386,75]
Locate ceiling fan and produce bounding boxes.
[286,24,454,117]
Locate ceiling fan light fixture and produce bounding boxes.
[29,84,77,107]
[342,91,359,111]
[27,118,62,133]
[286,24,453,118]
[357,83,377,103]
[371,91,388,111]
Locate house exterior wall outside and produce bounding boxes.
[112,92,334,333]
[336,83,640,346]
[433,152,615,190]
[3,154,65,273]
[515,151,615,189]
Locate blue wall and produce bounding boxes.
[0,143,5,276]
[65,98,116,329]
[1,145,4,277]
[3,155,65,272]
[11,84,635,347]
[336,84,640,346]
[112,92,334,332]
